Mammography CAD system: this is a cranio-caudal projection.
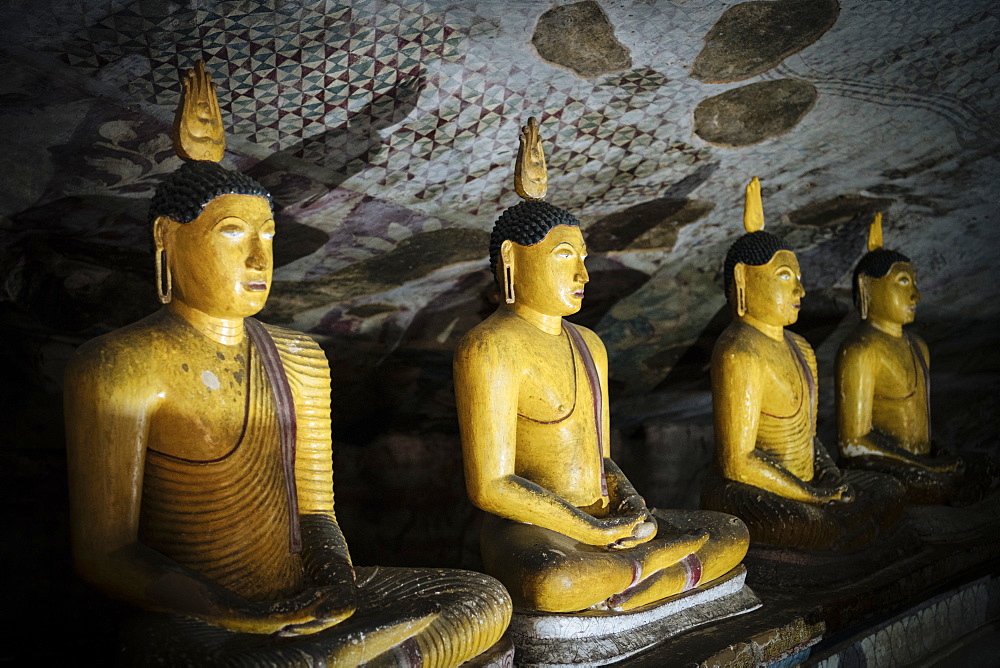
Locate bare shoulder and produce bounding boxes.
[713,322,763,368]
[837,322,877,365]
[66,313,169,390]
[454,309,524,366]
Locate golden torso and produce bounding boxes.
[145,317,252,460]
[720,323,816,482]
[496,311,606,511]
[844,323,930,453]
[87,310,304,600]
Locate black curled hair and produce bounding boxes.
[722,230,793,300]
[852,248,911,304]
[149,160,272,224]
[488,200,580,276]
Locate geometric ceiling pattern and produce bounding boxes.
[5,0,998,396]
[54,0,463,151]
[49,0,712,217]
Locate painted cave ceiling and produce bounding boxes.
[1,0,998,438]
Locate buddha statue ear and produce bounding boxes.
[858,274,870,320]
[500,239,516,304]
[152,216,173,305]
[733,263,747,317]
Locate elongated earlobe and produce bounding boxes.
[155,247,172,304]
[500,240,515,305]
[859,277,869,320]
[734,264,747,317]
[152,216,173,304]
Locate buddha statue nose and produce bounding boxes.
[246,240,269,271]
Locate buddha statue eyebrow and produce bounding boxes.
[212,216,249,227]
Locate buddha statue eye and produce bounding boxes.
[262,231,275,241]
[899,276,910,285]
[219,227,245,239]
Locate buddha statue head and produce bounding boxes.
[852,213,919,326]
[489,117,587,318]
[723,177,803,329]
[148,60,275,320]
[490,200,586,317]
[150,161,274,317]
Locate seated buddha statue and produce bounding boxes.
[63,62,510,666]
[835,214,999,505]
[454,119,750,614]
[701,178,905,551]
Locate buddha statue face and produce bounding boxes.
[736,249,804,328]
[155,193,275,318]
[501,224,589,317]
[864,261,920,325]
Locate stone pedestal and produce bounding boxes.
[463,637,515,667]
[618,516,1000,666]
[507,565,760,667]
[743,523,923,590]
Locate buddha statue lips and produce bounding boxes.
[455,197,750,613]
[835,215,999,506]
[63,63,511,666]
[701,179,905,551]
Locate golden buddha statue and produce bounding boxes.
[701,178,905,550]
[64,62,510,665]
[454,119,750,615]
[835,214,999,505]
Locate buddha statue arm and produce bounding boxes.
[455,330,645,547]
[604,459,648,517]
[812,439,844,485]
[64,347,348,636]
[712,345,843,504]
[836,338,957,473]
[272,325,356,579]
[910,337,958,464]
[266,325,358,632]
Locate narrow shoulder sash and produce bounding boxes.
[565,323,609,497]
[906,332,931,438]
[784,331,816,435]
[245,318,302,554]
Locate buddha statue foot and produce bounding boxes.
[507,565,760,667]
[119,567,511,667]
[701,469,906,552]
[842,451,1000,507]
